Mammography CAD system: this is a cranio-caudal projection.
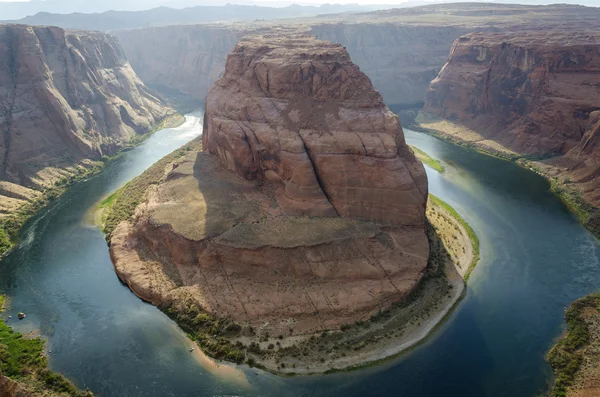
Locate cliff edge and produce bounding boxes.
[420,31,600,235]
[0,24,174,227]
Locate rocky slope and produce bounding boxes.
[0,25,173,225]
[0,370,29,397]
[421,31,600,234]
[202,32,428,224]
[115,23,471,108]
[109,33,429,339]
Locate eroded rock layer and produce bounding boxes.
[114,25,240,103]
[425,32,600,156]
[203,33,428,225]
[110,34,429,334]
[310,23,472,108]
[0,24,172,214]
[423,31,600,223]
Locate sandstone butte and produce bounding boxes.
[421,31,600,234]
[110,33,430,337]
[0,24,173,220]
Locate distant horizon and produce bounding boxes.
[0,0,597,21]
[0,0,596,3]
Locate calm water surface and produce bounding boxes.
[1,115,599,397]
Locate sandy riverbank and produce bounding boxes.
[411,111,600,240]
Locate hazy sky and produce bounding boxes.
[0,0,597,21]
[0,0,597,5]
[0,0,594,4]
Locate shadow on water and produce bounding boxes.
[0,119,599,397]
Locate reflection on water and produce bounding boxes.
[1,119,599,397]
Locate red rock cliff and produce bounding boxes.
[204,33,428,225]
[425,31,600,156]
[0,24,173,214]
[423,31,600,231]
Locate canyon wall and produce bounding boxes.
[115,23,469,108]
[112,4,600,110]
[114,25,240,102]
[110,33,429,335]
[310,23,472,107]
[424,32,600,156]
[0,24,173,215]
[422,31,600,230]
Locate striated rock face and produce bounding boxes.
[110,34,429,334]
[116,23,469,108]
[423,31,600,226]
[310,23,472,108]
[424,32,600,157]
[0,24,172,213]
[204,34,428,224]
[546,109,600,224]
[114,25,240,102]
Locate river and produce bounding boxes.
[1,111,599,397]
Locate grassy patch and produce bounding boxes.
[98,189,121,210]
[547,294,600,397]
[101,137,202,240]
[162,299,246,364]
[410,145,445,173]
[550,183,600,239]
[0,295,93,396]
[428,194,480,281]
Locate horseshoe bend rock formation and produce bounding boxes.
[0,24,173,217]
[110,33,429,334]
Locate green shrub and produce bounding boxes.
[547,294,600,397]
